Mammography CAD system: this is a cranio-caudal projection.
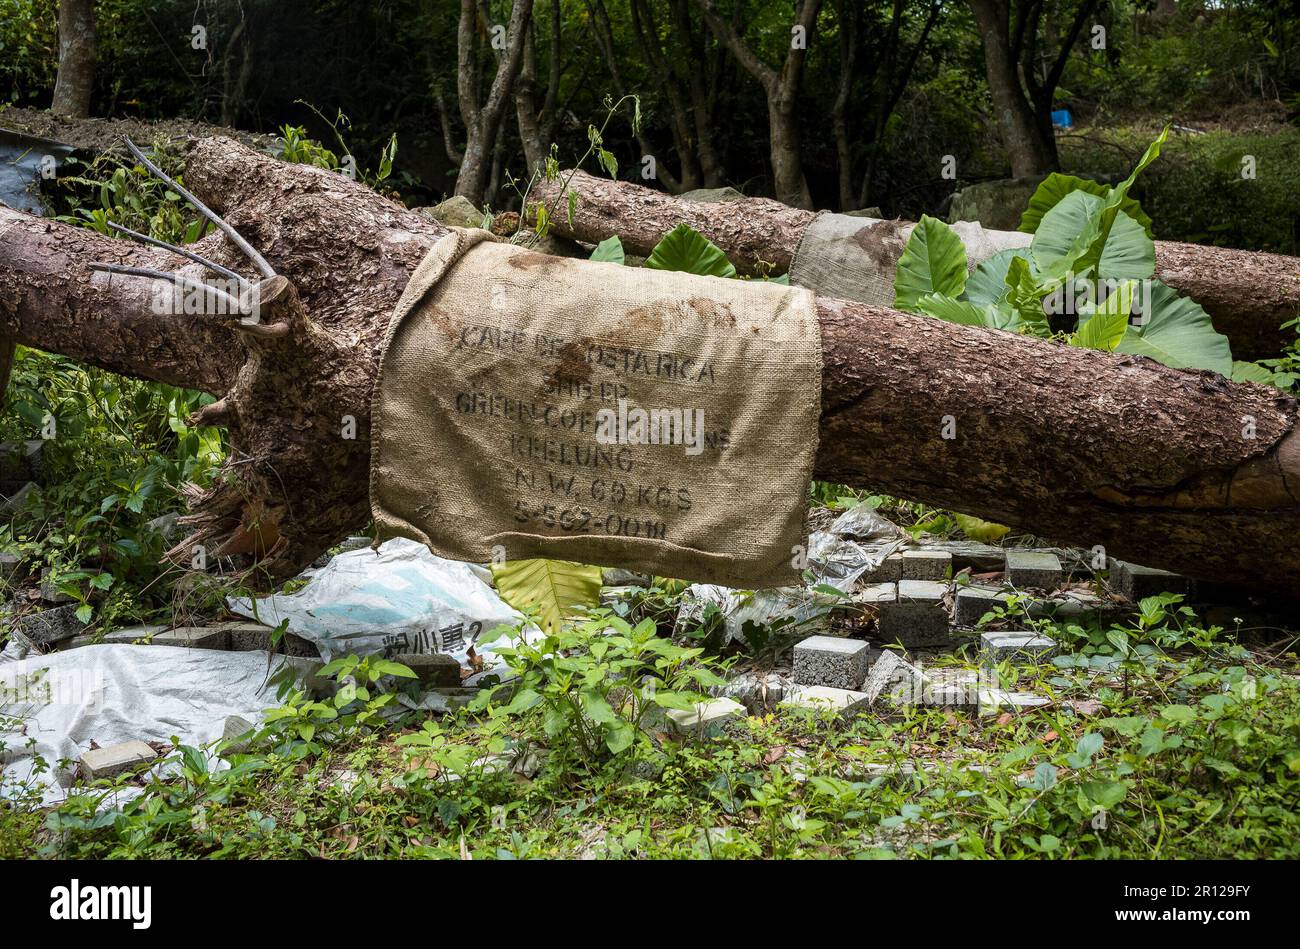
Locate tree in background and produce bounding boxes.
[513,0,562,172]
[51,0,96,117]
[834,0,945,210]
[968,0,1098,177]
[692,0,824,209]
[454,0,535,205]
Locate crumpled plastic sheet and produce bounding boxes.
[828,503,907,542]
[227,538,540,682]
[674,583,839,646]
[807,529,905,592]
[0,644,306,805]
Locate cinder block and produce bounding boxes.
[952,585,1014,627]
[854,582,897,607]
[221,622,317,657]
[396,652,462,688]
[921,668,981,710]
[0,440,43,482]
[16,604,85,646]
[782,685,870,717]
[714,671,791,714]
[1111,560,1189,600]
[900,549,952,581]
[1005,550,1062,589]
[221,715,257,755]
[151,626,231,650]
[667,698,744,736]
[79,740,158,781]
[978,689,1051,716]
[860,553,903,583]
[878,579,952,647]
[38,568,76,604]
[66,624,166,649]
[792,634,870,690]
[862,650,928,706]
[0,482,37,516]
[979,631,1057,666]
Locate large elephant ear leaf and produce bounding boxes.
[1020,173,1153,238]
[490,558,603,634]
[644,223,736,277]
[894,214,968,310]
[965,248,1022,307]
[590,235,625,264]
[1070,279,1135,352]
[1031,191,1154,281]
[1116,281,1232,375]
[916,293,989,326]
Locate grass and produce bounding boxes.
[5,596,1298,860]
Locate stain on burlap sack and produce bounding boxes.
[370,228,822,588]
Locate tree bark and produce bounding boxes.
[52,0,97,119]
[529,169,1300,360]
[2,137,1299,597]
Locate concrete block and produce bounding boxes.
[667,697,744,736]
[65,624,166,649]
[221,715,257,755]
[1005,550,1062,589]
[979,631,1057,666]
[38,567,76,604]
[15,604,85,646]
[878,579,952,647]
[921,668,981,710]
[79,740,158,781]
[0,482,37,516]
[151,625,231,650]
[860,553,903,583]
[0,550,26,584]
[1032,591,1121,626]
[221,621,318,657]
[916,540,1007,573]
[978,689,1052,716]
[862,650,928,705]
[395,652,462,688]
[854,582,897,607]
[782,685,870,717]
[792,634,870,689]
[0,440,43,482]
[900,549,952,581]
[714,671,791,714]
[1112,560,1189,600]
[952,585,1014,627]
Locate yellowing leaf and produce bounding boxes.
[490,558,602,634]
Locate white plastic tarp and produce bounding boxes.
[0,644,299,804]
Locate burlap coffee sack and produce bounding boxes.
[370,228,822,589]
[789,211,1033,306]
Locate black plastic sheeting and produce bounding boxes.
[0,127,74,215]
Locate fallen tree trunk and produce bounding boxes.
[529,170,1300,360]
[1,137,1298,596]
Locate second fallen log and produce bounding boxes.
[530,170,1300,360]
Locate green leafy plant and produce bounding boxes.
[893,128,1232,376]
[643,223,738,278]
[471,613,726,763]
